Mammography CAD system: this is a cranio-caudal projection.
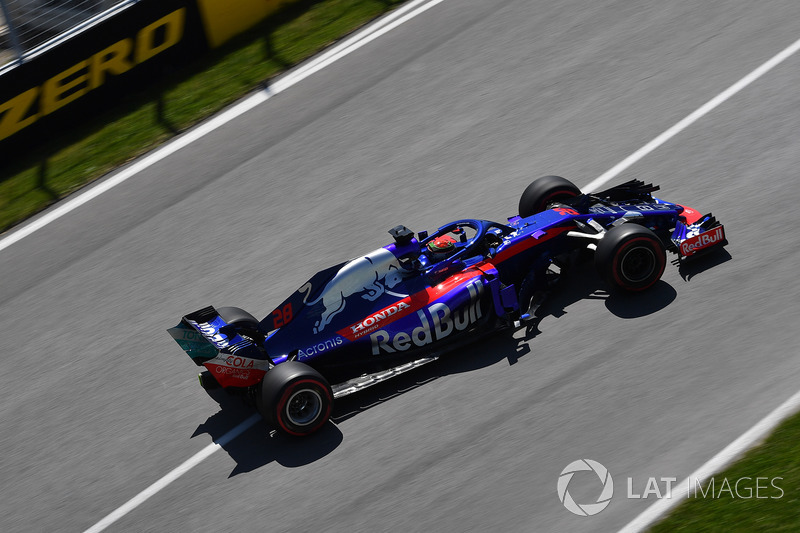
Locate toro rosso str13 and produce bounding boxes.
[169,176,726,436]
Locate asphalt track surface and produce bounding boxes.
[2,1,800,531]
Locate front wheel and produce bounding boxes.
[595,224,666,292]
[257,362,333,437]
[519,175,581,218]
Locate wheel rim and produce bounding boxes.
[620,245,656,283]
[285,388,323,426]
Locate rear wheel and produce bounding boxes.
[217,307,259,328]
[595,224,666,292]
[257,362,333,437]
[519,175,581,218]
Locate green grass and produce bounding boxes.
[0,0,405,233]
[650,409,800,532]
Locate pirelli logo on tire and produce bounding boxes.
[0,8,187,142]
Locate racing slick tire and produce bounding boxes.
[257,362,333,437]
[519,175,581,218]
[595,224,666,292]
[216,307,259,328]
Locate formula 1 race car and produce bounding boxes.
[169,176,727,436]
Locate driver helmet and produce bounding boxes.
[426,235,457,259]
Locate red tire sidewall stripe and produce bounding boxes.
[611,236,666,291]
[276,378,333,437]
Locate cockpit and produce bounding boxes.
[388,220,513,276]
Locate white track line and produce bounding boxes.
[79,1,448,532]
[618,389,800,532]
[68,10,800,533]
[83,414,261,533]
[0,0,448,254]
[584,35,800,192]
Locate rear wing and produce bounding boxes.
[167,322,218,365]
[167,306,263,366]
[671,213,727,261]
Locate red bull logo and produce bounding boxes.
[681,226,725,257]
[369,280,484,355]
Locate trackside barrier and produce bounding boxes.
[0,0,130,66]
[196,0,295,48]
[0,0,297,153]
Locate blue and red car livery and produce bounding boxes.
[169,176,727,436]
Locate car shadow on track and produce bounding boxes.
[191,389,344,477]
[331,261,681,424]
[677,248,733,281]
[530,260,678,324]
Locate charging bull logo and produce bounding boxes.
[370,279,484,355]
[303,248,407,334]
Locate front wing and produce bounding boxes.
[671,212,727,261]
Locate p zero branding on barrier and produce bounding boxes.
[0,0,302,147]
[0,8,186,142]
